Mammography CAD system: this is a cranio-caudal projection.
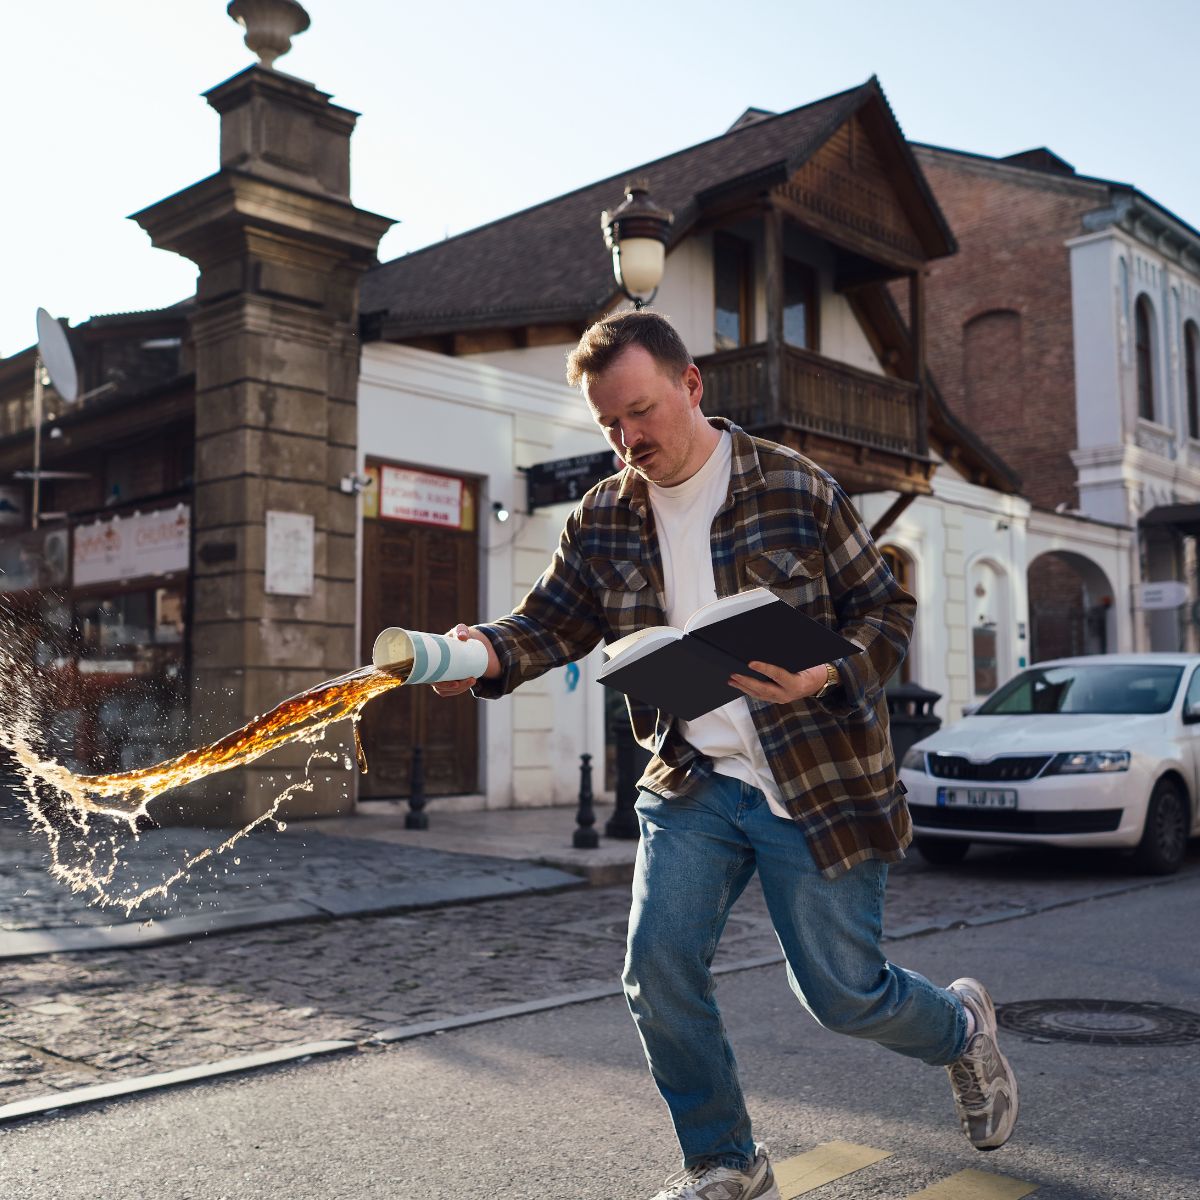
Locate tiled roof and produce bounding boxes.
[361,78,951,339]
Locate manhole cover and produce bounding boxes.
[997,999,1200,1046]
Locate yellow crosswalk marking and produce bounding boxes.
[774,1140,892,1197]
[903,1167,1039,1199]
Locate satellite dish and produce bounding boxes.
[35,308,79,404]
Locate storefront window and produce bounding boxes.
[73,585,189,771]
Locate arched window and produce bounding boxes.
[881,545,914,684]
[1135,295,1156,422]
[1186,320,1200,442]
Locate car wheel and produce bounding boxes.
[915,836,971,866]
[1131,779,1189,876]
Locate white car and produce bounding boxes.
[899,653,1200,874]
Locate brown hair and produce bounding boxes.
[565,309,692,389]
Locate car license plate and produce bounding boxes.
[936,787,1018,810]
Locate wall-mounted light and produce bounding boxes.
[340,473,373,495]
[492,501,511,523]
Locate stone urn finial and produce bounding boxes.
[227,0,311,69]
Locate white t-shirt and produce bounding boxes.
[646,432,790,819]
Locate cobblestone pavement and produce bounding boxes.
[2,840,1196,1109]
[0,796,558,931]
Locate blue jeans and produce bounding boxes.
[622,774,969,1170]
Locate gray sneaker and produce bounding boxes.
[946,977,1019,1150]
[650,1144,781,1200]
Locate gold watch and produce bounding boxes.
[814,662,840,699]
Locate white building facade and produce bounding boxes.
[1068,195,1200,653]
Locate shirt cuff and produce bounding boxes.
[468,623,519,700]
[813,652,867,718]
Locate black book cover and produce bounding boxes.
[600,598,862,720]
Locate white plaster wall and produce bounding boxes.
[820,290,885,374]
[649,236,718,357]
[357,343,612,811]
[1067,226,1200,654]
[470,343,574,385]
[862,472,1133,726]
[1069,233,1124,449]
[855,476,1135,724]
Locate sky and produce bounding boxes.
[2,0,1197,358]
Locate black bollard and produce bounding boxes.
[573,752,599,849]
[604,721,642,840]
[405,745,428,830]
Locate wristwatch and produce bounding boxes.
[814,662,840,699]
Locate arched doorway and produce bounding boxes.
[967,556,1010,696]
[1027,550,1114,664]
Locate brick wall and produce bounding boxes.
[915,149,1110,512]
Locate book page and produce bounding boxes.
[683,587,777,634]
[598,626,683,676]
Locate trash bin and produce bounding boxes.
[886,680,942,764]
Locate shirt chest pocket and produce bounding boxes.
[743,547,830,616]
[588,558,655,637]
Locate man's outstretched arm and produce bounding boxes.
[431,504,605,700]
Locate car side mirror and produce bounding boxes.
[1185,701,1200,724]
[961,703,980,717]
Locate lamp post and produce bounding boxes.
[602,182,673,310]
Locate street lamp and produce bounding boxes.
[602,181,673,310]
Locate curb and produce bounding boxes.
[0,864,585,961]
[0,953,781,1127]
[1,871,1192,1126]
[0,1041,355,1123]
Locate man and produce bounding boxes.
[434,310,1017,1200]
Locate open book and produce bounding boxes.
[597,587,862,720]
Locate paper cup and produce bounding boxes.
[371,627,488,685]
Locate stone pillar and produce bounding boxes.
[132,60,392,826]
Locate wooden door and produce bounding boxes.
[358,511,479,798]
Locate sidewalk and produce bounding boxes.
[0,791,638,959]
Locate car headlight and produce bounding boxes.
[900,746,927,773]
[1043,751,1131,775]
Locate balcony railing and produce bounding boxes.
[696,343,921,456]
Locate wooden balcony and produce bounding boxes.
[696,343,932,496]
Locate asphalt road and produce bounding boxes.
[2,871,1197,1200]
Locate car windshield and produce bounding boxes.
[975,664,1184,716]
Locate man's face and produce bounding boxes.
[583,345,706,487]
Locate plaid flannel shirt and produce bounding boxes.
[474,418,916,878]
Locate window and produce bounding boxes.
[1135,295,1156,422]
[713,233,753,351]
[783,259,817,350]
[977,663,1184,716]
[1184,665,1200,716]
[1186,320,1199,441]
